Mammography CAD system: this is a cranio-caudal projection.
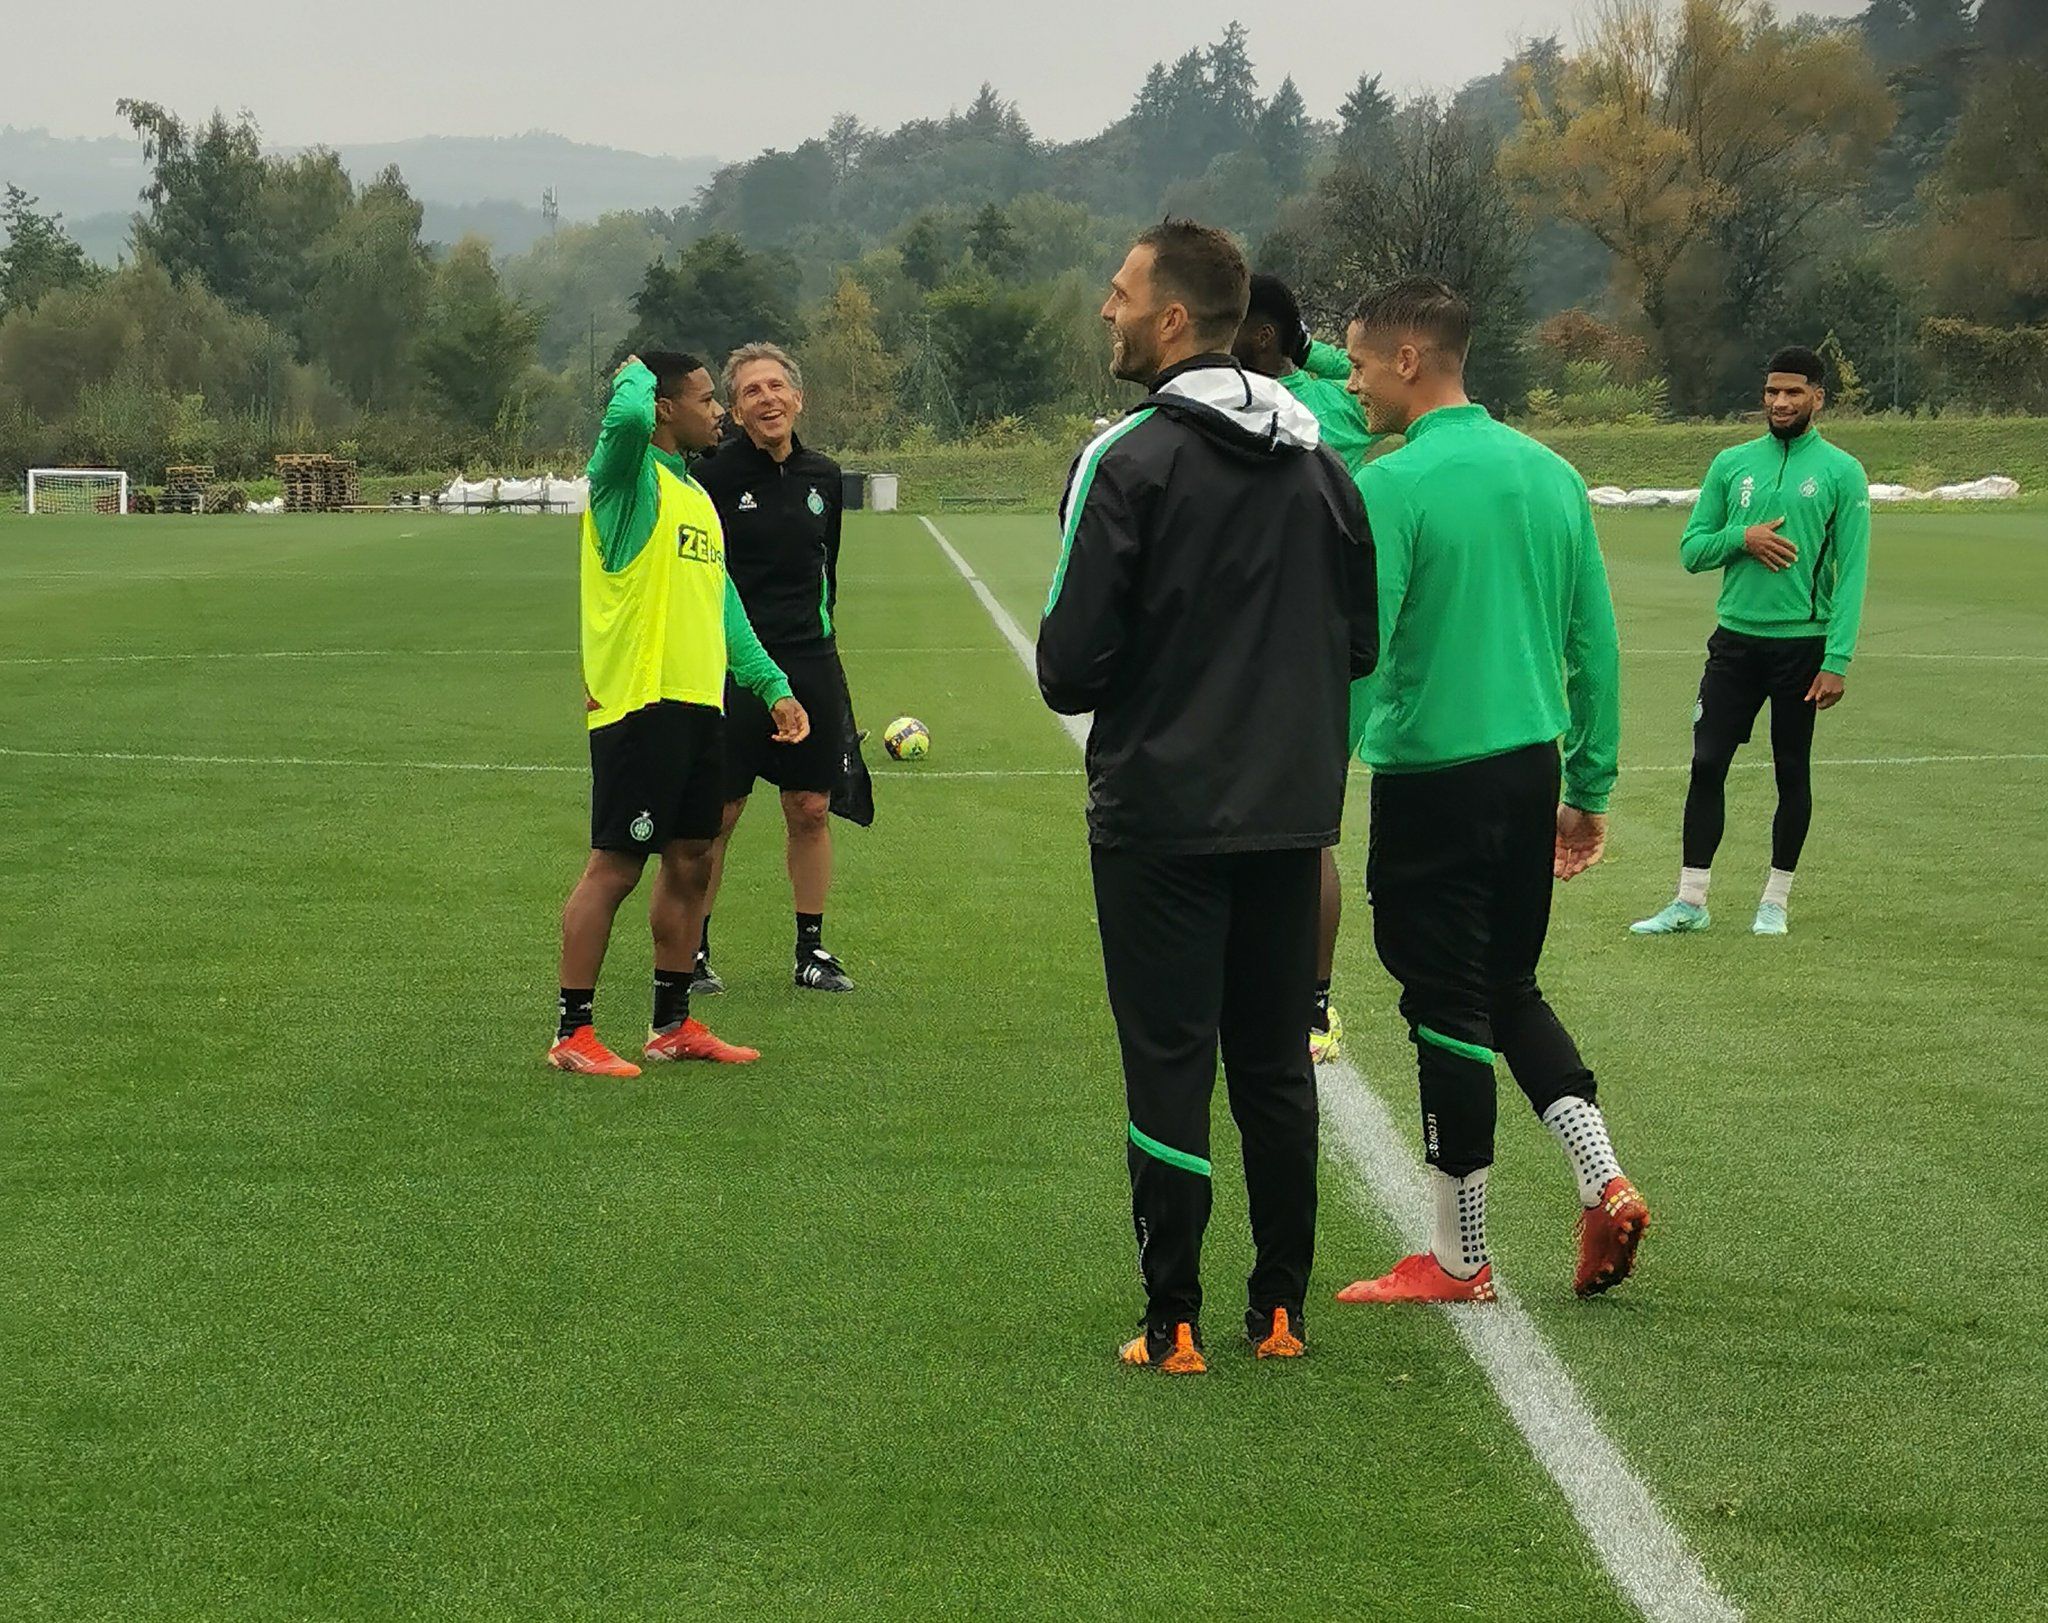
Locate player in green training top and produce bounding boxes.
[1332,277,1648,1306]
[1232,272,1379,1068]
[548,352,808,1077]
[1632,346,1872,939]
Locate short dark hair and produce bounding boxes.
[1348,277,1472,367]
[1246,272,1310,362]
[1766,345,1826,385]
[1135,218,1250,345]
[641,350,707,400]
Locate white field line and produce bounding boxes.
[921,514,1742,1623]
[1630,647,2048,663]
[0,745,1076,781]
[0,644,1008,667]
[9,739,2038,780]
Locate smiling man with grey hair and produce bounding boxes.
[692,341,859,996]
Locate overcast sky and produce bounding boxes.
[12,0,1872,160]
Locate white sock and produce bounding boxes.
[1542,1095,1625,1208]
[1678,866,1711,907]
[1762,868,1795,910]
[1429,1166,1489,1279]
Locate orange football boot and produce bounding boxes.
[547,1026,642,1077]
[1575,1176,1649,1298]
[1118,1321,1207,1374]
[643,1018,760,1065]
[1249,1307,1306,1359]
[1336,1252,1496,1304]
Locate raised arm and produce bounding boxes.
[1302,339,1351,383]
[586,359,657,572]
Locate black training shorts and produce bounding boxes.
[1694,625,1826,753]
[723,650,848,801]
[589,699,725,851]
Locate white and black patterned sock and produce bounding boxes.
[1429,1166,1489,1280]
[1542,1095,1624,1208]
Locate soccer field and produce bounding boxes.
[3,507,2044,1620]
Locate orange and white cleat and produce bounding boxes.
[1575,1176,1649,1298]
[1118,1321,1207,1374]
[547,1025,642,1078]
[1335,1252,1496,1304]
[643,1017,760,1065]
[1248,1306,1306,1359]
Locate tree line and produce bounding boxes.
[1,0,2044,483]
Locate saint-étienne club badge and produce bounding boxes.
[807,488,826,517]
[629,811,654,844]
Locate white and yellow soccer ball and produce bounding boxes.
[882,716,931,760]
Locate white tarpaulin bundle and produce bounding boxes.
[1867,475,2021,503]
[435,475,589,514]
[1588,474,2021,509]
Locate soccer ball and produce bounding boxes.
[882,716,931,760]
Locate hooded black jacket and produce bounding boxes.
[1037,354,1377,853]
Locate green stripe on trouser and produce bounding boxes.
[1128,1122,1212,1177]
[1415,1025,1497,1065]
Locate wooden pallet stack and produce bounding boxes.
[163,464,213,515]
[329,458,361,508]
[278,454,339,512]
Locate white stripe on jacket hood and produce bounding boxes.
[1151,361,1324,454]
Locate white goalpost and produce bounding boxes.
[26,469,130,515]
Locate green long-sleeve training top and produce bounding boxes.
[1677,426,1872,675]
[584,360,792,706]
[1278,339,1378,475]
[1350,403,1622,814]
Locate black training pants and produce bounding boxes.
[1368,743,1596,1180]
[1683,626,1826,872]
[1090,845,1321,1332]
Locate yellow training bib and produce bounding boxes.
[579,461,728,729]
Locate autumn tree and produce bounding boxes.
[1502,0,1892,392]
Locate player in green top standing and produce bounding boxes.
[1331,277,1648,1305]
[1632,347,1872,939]
[1233,273,1378,1067]
[549,352,807,1076]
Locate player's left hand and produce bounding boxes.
[1554,805,1608,881]
[1805,671,1845,711]
[769,697,811,744]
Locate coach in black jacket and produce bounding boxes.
[693,343,858,995]
[1038,219,1376,1373]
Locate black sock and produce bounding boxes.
[653,970,690,1033]
[697,913,712,966]
[558,987,595,1041]
[796,911,824,955]
[1311,979,1331,1033]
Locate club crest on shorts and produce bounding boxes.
[629,810,654,843]
[807,487,825,516]
[1800,476,1818,499]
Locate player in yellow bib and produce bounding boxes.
[550,352,809,1076]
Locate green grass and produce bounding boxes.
[2,507,2043,1620]
[850,417,2048,511]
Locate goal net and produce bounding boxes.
[26,469,130,515]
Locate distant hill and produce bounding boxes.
[0,126,720,261]
[325,133,719,220]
